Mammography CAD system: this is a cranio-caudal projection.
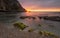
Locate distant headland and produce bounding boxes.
[0,0,26,12]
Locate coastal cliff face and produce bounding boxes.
[0,0,26,12]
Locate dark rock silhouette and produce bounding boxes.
[20,16,36,19]
[43,16,60,22]
[38,16,60,22]
[0,0,26,12]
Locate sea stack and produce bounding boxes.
[0,0,26,12]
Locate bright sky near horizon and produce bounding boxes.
[18,0,60,11]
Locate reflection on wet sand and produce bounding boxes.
[0,12,18,23]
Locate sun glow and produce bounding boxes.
[26,9,60,12]
[29,10,60,12]
[26,8,60,12]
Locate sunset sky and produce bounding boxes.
[18,0,60,11]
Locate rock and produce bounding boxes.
[43,16,60,22]
[13,22,28,30]
[20,16,28,19]
[28,28,35,32]
[20,16,36,19]
[38,24,42,27]
[38,16,60,22]
[38,31,59,38]
[38,16,48,19]
[0,0,26,12]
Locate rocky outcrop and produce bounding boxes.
[0,0,26,12]
[38,16,60,22]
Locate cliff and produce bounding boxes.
[0,0,26,12]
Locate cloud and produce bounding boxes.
[18,0,60,9]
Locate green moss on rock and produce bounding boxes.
[38,24,42,27]
[38,31,58,38]
[14,22,28,30]
[28,28,34,32]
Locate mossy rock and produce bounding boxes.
[38,24,42,27]
[14,22,28,30]
[43,31,53,36]
[38,31,58,38]
[38,31,44,35]
[28,28,34,32]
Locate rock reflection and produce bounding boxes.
[0,12,18,23]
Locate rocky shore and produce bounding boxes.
[0,23,59,38]
[20,16,60,22]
